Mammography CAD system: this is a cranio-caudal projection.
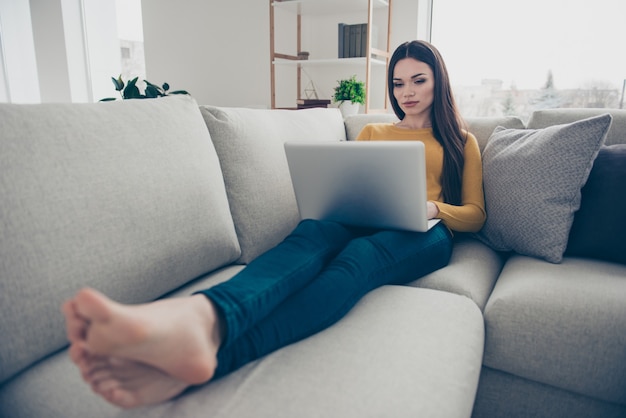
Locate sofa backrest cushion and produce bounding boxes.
[344,113,526,152]
[565,144,626,265]
[200,106,346,263]
[528,108,626,146]
[344,114,398,140]
[465,116,526,151]
[0,96,240,383]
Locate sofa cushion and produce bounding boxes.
[0,350,120,418]
[344,114,526,152]
[528,108,626,146]
[409,236,504,311]
[344,113,398,140]
[200,106,346,263]
[465,116,526,152]
[116,287,484,418]
[477,114,612,263]
[0,96,240,383]
[473,367,626,418]
[565,145,626,265]
[483,255,626,405]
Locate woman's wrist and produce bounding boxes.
[427,201,440,219]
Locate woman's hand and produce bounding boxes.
[427,201,440,220]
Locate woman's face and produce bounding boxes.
[392,58,435,119]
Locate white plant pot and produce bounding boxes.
[339,101,360,118]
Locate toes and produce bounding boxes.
[108,388,140,409]
[68,342,88,366]
[62,299,88,342]
[74,288,115,322]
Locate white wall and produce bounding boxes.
[141,0,270,107]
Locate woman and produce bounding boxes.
[62,40,486,408]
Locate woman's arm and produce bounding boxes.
[434,133,486,232]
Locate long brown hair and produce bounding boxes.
[388,40,466,205]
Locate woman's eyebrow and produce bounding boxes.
[393,73,426,81]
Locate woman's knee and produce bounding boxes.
[294,219,352,240]
[427,225,453,268]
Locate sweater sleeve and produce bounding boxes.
[434,133,486,233]
[355,124,373,140]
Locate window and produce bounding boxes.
[0,20,8,102]
[430,0,626,121]
[0,0,145,103]
[115,0,145,83]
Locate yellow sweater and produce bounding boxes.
[356,123,486,232]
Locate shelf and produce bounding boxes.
[273,57,387,66]
[270,0,392,112]
[272,0,389,15]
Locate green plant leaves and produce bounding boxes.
[123,77,141,99]
[99,75,190,101]
[112,75,124,91]
[333,75,365,105]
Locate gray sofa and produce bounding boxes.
[1,96,624,418]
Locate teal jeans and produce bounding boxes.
[197,219,453,379]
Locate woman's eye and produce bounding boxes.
[415,79,425,84]
[393,83,403,88]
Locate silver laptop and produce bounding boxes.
[284,141,440,232]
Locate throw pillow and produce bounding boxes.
[199,106,346,264]
[565,145,626,265]
[477,114,612,263]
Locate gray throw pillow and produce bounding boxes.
[477,114,612,263]
[200,106,346,263]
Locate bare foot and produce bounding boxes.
[83,356,190,408]
[62,298,88,343]
[64,288,223,385]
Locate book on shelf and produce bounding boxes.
[350,24,359,58]
[338,23,345,58]
[337,23,373,59]
[296,99,331,109]
[296,99,331,105]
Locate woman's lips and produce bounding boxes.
[402,101,418,107]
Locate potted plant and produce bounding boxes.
[333,75,365,118]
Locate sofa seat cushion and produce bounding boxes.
[473,367,626,418]
[113,286,484,418]
[409,236,504,311]
[0,96,240,384]
[200,106,346,264]
[0,265,247,418]
[0,349,120,418]
[483,255,626,405]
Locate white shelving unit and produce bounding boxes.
[270,0,392,113]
